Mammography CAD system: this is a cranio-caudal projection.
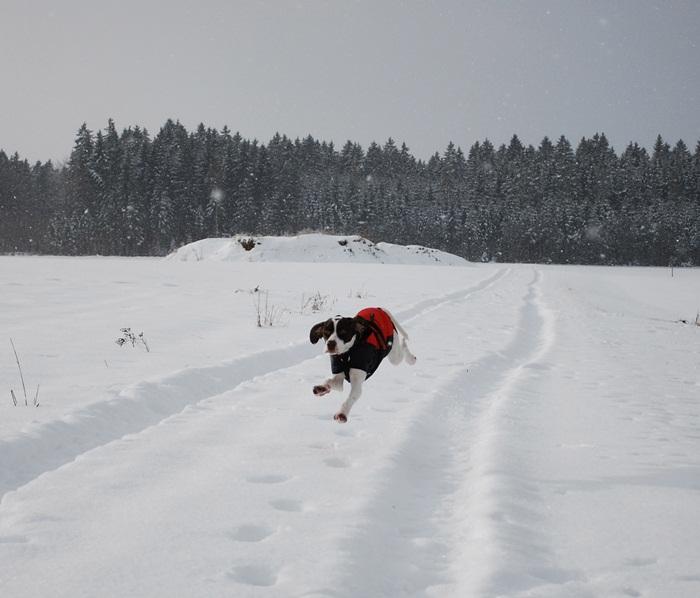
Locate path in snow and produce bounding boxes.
[336,270,558,597]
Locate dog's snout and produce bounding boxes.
[326,339,337,352]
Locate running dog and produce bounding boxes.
[309,307,416,422]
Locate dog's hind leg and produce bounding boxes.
[388,336,417,366]
[387,340,405,365]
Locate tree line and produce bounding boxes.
[1,118,699,265]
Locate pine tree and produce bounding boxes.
[0,152,34,252]
[150,119,191,252]
[62,124,98,253]
[31,159,62,253]
[119,125,152,254]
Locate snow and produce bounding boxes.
[167,233,471,265]
[1,250,699,597]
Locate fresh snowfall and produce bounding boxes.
[1,234,699,598]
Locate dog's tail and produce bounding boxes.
[383,308,410,341]
[383,308,417,364]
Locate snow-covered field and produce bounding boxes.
[1,248,699,597]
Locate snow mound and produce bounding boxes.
[167,234,469,265]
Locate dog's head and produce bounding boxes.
[309,316,367,355]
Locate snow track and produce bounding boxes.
[0,268,508,500]
[334,270,556,597]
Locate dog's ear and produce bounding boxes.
[310,319,332,344]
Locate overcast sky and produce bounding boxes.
[1,0,699,164]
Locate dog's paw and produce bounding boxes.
[313,384,330,396]
[333,412,347,423]
[406,354,417,365]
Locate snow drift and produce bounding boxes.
[167,233,470,265]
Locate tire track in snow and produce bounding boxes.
[332,269,557,597]
[453,269,573,597]
[0,268,509,500]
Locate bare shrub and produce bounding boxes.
[239,237,257,251]
[9,338,40,407]
[301,291,335,314]
[116,328,150,352]
[348,284,369,299]
[254,291,289,327]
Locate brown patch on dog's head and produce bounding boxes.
[309,319,334,344]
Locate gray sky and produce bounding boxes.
[1,0,699,164]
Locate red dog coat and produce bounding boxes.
[356,307,395,350]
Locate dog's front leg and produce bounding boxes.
[313,372,344,396]
[334,368,366,423]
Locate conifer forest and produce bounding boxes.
[1,119,699,265]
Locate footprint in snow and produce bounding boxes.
[307,441,333,450]
[246,473,290,484]
[624,557,657,567]
[324,456,351,469]
[227,564,278,587]
[227,524,275,543]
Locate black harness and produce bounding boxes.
[355,313,392,351]
[331,324,394,382]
